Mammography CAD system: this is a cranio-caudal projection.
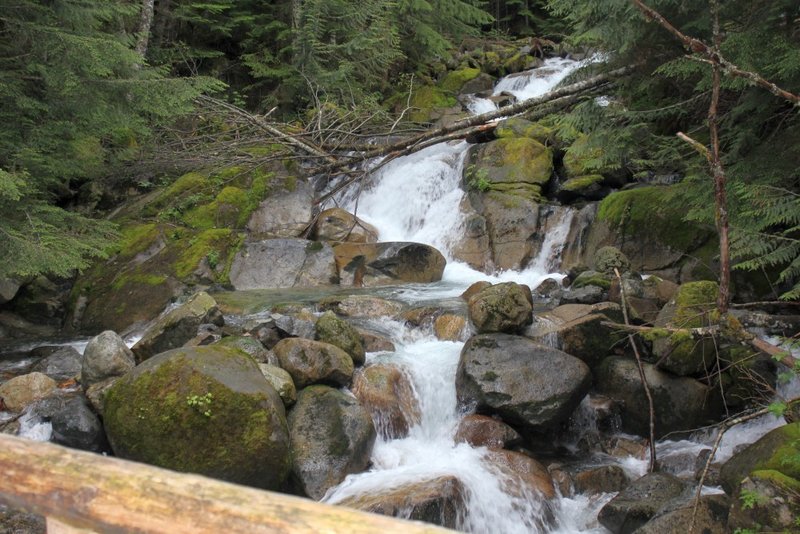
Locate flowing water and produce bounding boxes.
[323,57,615,532]
[323,57,795,532]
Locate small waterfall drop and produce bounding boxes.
[324,57,612,534]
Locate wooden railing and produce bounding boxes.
[0,434,452,533]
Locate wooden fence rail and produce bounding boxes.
[0,434,452,534]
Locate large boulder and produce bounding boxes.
[351,363,420,439]
[319,295,403,318]
[597,472,689,534]
[456,334,592,433]
[466,192,540,271]
[527,303,624,369]
[131,292,223,363]
[272,337,354,389]
[313,208,378,244]
[0,372,57,412]
[467,282,533,334]
[651,281,719,376]
[728,469,800,532]
[246,179,314,238]
[314,311,366,366]
[333,476,466,529]
[103,345,291,490]
[229,239,337,290]
[465,137,553,201]
[333,242,446,287]
[719,422,800,495]
[82,330,135,387]
[596,356,722,438]
[635,494,729,534]
[288,385,376,500]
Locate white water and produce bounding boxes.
[325,58,612,533]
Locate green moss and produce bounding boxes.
[597,185,713,252]
[103,346,290,489]
[572,271,612,289]
[305,240,324,253]
[673,281,719,326]
[161,172,207,201]
[751,469,800,493]
[112,223,160,258]
[495,119,555,145]
[439,67,481,93]
[175,228,241,280]
[562,174,604,192]
[409,85,457,123]
[111,272,167,291]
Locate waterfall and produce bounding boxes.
[323,57,618,534]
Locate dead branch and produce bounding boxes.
[615,268,658,472]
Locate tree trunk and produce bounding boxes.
[135,0,156,58]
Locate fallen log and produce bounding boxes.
[0,434,452,534]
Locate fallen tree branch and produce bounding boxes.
[313,66,635,177]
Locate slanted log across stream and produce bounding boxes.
[0,434,452,534]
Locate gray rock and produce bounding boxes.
[82,332,135,389]
[246,180,314,238]
[213,335,274,364]
[131,292,223,363]
[596,356,722,439]
[597,472,689,534]
[288,385,376,500]
[258,364,297,407]
[31,395,106,452]
[313,208,378,243]
[30,346,82,381]
[456,334,591,432]
[229,239,337,290]
[0,278,22,304]
[272,337,354,389]
[636,494,729,534]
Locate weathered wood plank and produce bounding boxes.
[0,434,453,534]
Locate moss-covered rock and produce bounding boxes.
[103,345,291,490]
[213,335,274,365]
[728,469,800,532]
[314,311,365,366]
[571,270,612,290]
[593,246,631,274]
[467,282,533,334]
[288,385,376,499]
[465,137,553,201]
[495,118,556,146]
[720,422,800,494]
[439,67,481,93]
[652,281,719,376]
[409,85,458,123]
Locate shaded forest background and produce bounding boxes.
[1,0,798,300]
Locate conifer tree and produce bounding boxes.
[0,0,221,279]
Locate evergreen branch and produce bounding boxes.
[631,0,800,106]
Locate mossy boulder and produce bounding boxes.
[131,291,223,363]
[314,311,365,366]
[728,469,800,532]
[651,281,719,376]
[465,137,553,201]
[562,185,716,280]
[288,385,376,500]
[213,335,275,365]
[272,337,354,389]
[593,246,631,275]
[103,345,291,490]
[408,85,458,123]
[439,67,481,93]
[467,282,533,334]
[571,270,612,290]
[719,422,800,495]
[495,118,557,147]
[557,174,607,202]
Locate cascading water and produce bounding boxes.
[324,57,612,533]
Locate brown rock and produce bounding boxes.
[461,281,492,301]
[319,295,403,318]
[467,282,533,334]
[572,465,629,495]
[359,331,396,353]
[273,338,354,389]
[351,364,420,439]
[313,208,378,243]
[335,476,466,529]
[0,372,57,412]
[434,314,467,341]
[454,415,521,450]
[485,449,556,499]
[333,242,446,287]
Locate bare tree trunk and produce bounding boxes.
[135,0,156,58]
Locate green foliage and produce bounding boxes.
[739,488,767,510]
[0,0,222,279]
[186,392,214,417]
